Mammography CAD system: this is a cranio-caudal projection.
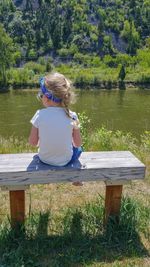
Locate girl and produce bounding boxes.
[29,72,82,169]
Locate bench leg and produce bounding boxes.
[104,185,123,224]
[9,190,25,228]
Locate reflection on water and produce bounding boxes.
[0,88,150,138]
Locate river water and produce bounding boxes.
[0,88,150,139]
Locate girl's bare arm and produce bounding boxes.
[72,128,82,147]
[28,126,39,146]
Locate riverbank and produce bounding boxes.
[1,80,150,92]
[1,51,150,91]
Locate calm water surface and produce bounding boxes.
[0,88,150,139]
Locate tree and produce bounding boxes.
[121,20,140,55]
[118,64,126,81]
[46,58,52,72]
[0,24,16,85]
[145,37,150,49]
[102,35,114,54]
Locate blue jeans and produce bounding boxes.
[37,146,83,167]
[68,146,83,164]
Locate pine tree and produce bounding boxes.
[118,65,126,81]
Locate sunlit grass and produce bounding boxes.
[56,64,150,87]
[0,194,149,267]
[0,136,36,154]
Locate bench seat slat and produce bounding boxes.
[0,151,145,186]
[0,159,144,169]
[0,151,140,160]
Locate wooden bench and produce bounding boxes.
[0,151,145,228]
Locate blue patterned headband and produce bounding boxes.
[39,77,62,103]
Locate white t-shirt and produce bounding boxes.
[30,107,78,166]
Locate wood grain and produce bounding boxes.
[9,190,25,227]
[0,151,145,186]
[104,185,123,223]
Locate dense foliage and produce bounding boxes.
[0,24,21,85]
[0,0,150,87]
[0,0,150,58]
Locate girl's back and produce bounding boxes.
[31,107,74,166]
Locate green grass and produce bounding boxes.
[0,136,36,154]
[0,196,149,267]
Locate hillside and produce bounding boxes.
[0,0,150,60]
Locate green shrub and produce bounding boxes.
[7,68,33,85]
[24,61,45,74]
[86,126,138,152]
[57,48,71,57]
[28,49,37,59]
[137,73,150,83]
[78,112,91,149]
[140,131,150,151]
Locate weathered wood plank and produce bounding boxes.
[0,151,135,160]
[0,151,145,170]
[0,151,145,186]
[0,158,144,169]
[0,151,142,164]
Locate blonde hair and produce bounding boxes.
[44,72,76,117]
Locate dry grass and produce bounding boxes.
[0,180,149,217]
